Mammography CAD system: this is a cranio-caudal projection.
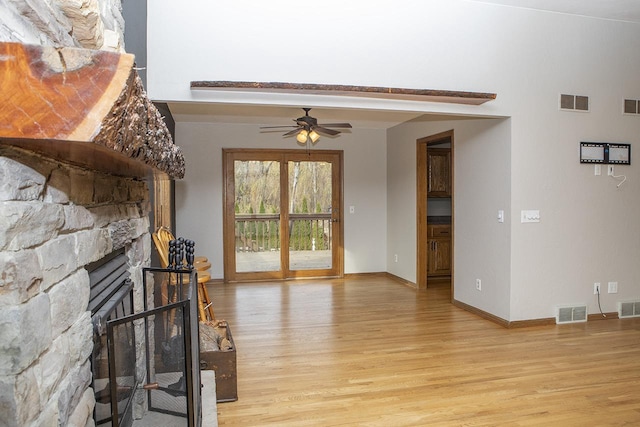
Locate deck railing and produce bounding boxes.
[235,213,332,252]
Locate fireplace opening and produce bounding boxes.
[87,249,135,426]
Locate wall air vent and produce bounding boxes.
[623,99,640,115]
[560,94,589,112]
[556,305,588,324]
[618,301,640,318]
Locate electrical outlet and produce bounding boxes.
[594,282,601,295]
[608,165,615,176]
[608,282,618,294]
[394,254,398,263]
[476,279,482,291]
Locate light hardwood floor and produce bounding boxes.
[207,276,640,426]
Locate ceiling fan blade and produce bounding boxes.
[312,126,340,136]
[259,125,298,129]
[316,123,352,128]
[283,128,303,137]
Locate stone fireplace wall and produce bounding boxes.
[0,145,152,427]
[1,0,126,52]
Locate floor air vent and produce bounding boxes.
[556,305,587,324]
[618,301,640,318]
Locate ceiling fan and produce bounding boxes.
[260,108,352,146]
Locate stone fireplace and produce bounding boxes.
[0,39,189,426]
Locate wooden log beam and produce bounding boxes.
[190,80,496,105]
[0,42,185,179]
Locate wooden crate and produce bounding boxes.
[199,324,237,403]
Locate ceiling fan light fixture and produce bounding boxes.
[296,129,309,144]
[309,130,320,144]
[259,108,352,147]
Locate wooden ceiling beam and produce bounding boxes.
[191,81,496,106]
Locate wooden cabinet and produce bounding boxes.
[427,148,451,197]
[427,224,451,276]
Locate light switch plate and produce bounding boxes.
[521,210,540,223]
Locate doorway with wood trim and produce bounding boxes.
[417,130,454,295]
[223,149,344,282]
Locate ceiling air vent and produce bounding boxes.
[556,305,587,324]
[618,301,640,318]
[623,99,640,115]
[560,94,589,112]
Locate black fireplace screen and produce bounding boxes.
[105,267,202,427]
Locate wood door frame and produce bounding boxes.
[416,130,454,295]
[222,148,344,282]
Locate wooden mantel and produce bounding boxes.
[191,81,496,105]
[0,42,185,179]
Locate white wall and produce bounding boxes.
[146,0,504,117]
[174,122,387,279]
[388,118,512,319]
[149,1,640,321]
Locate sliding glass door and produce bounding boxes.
[223,149,343,281]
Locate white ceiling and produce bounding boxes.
[169,1,640,129]
[168,102,428,129]
[470,0,640,23]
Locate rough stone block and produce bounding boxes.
[66,311,92,365]
[48,270,90,337]
[75,229,111,267]
[0,250,43,307]
[0,1,44,45]
[130,216,150,241]
[56,360,92,427]
[0,375,19,427]
[139,198,151,216]
[44,167,71,204]
[7,0,75,47]
[67,388,95,427]
[101,0,125,32]
[128,179,149,202]
[116,179,134,204]
[127,234,149,268]
[36,234,78,290]
[126,203,143,219]
[0,202,64,251]
[32,399,60,427]
[34,333,71,410]
[141,231,151,264]
[14,366,41,426]
[62,204,95,232]
[133,321,147,419]
[0,157,45,201]
[94,175,122,204]
[69,170,94,206]
[59,0,105,50]
[102,28,120,51]
[0,293,51,376]
[108,219,134,250]
[88,204,122,228]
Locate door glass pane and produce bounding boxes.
[288,160,332,270]
[234,160,281,272]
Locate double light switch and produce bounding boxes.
[521,210,540,223]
